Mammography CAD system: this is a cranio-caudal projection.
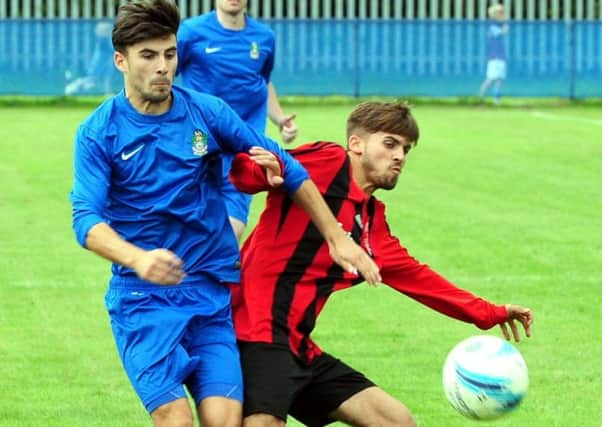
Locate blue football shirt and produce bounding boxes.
[70,85,307,286]
[487,22,506,60]
[177,11,275,132]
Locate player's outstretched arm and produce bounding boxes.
[267,82,298,144]
[85,222,185,285]
[499,304,533,342]
[291,180,381,285]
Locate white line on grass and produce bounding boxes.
[531,111,602,127]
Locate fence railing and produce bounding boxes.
[1,19,600,98]
[1,0,602,20]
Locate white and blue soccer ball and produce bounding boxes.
[442,335,529,420]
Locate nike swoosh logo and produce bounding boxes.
[205,47,221,54]
[121,144,144,161]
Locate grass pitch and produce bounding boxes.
[0,100,600,426]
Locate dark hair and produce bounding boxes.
[346,101,419,144]
[112,0,180,53]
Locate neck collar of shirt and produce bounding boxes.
[116,87,186,123]
[211,10,248,33]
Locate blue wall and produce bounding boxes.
[0,19,600,97]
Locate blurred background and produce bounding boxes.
[1,0,601,98]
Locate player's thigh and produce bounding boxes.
[198,396,242,427]
[238,342,309,422]
[243,413,285,427]
[331,387,416,427]
[186,305,243,406]
[151,397,194,427]
[105,287,203,413]
[229,216,246,241]
[289,354,374,426]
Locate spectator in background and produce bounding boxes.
[65,21,117,96]
[177,0,298,241]
[479,3,508,105]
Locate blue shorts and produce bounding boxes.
[105,280,243,413]
[223,153,252,224]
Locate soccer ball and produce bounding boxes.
[442,335,528,420]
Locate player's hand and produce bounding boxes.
[328,235,381,286]
[131,249,186,285]
[279,113,298,144]
[248,146,284,187]
[499,304,533,342]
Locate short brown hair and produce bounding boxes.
[346,101,419,144]
[112,0,180,53]
[347,101,420,144]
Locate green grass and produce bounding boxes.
[1,101,600,426]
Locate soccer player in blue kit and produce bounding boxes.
[176,0,298,241]
[479,3,509,104]
[69,1,380,426]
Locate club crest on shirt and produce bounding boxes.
[250,42,260,59]
[191,130,208,156]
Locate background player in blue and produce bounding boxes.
[69,1,380,426]
[177,0,298,241]
[64,21,118,96]
[479,3,509,105]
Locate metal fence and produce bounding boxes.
[1,0,602,20]
[1,1,601,97]
[1,19,601,97]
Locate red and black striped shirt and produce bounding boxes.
[230,142,507,364]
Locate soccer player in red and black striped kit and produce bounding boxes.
[229,101,534,427]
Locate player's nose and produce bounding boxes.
[392,147,405,162]
[157,57,169,74]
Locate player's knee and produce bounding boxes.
[353,413,416,427]
[375,409,415,427]
[396,411,417,427]
[199,397,242,427]
[243,413,284,427]
[203,413,241,427]
[371,398,416,427]
[155,419,194,427]
[151,400,194,427]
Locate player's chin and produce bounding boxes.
[226,2,244,12]
[147,87,171,102]
[380,178,399,190]
[152,82,171,92]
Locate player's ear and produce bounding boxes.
[347,134,364,155]
[114,51,127,73]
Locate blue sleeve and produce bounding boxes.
[69,125,110,247]
[211,99,308,193]
[176,21,193,76]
